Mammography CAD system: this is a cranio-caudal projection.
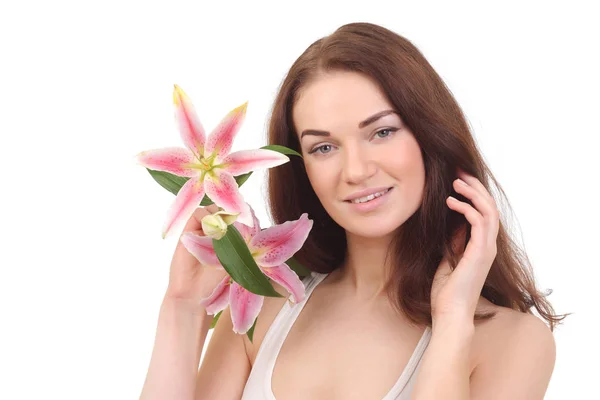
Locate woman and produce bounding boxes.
[140,22,568,400]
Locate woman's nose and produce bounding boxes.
[341,145,376,184]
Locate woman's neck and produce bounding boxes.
[334,231,395,302]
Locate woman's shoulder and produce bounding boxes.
[471,299,556,375]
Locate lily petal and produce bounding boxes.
[204,169,253,227]
[180,232,222,268]
[173,84,206,158]
[233,203,261,243]
[199,275,231,315]
[161,177,206,239]
[260,263,306,304]
[229,280,264,334]
[249,213,312,267]
[204,102,248,162]
[221,149,289,176]
[135,147,199,177]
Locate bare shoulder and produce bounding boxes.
[241,279,298,364]
[472,301,555,361]
[470,301,556,399]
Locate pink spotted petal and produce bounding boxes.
[135,147,199,177]
[199,275,231,315]
[180,232,222,268]
[204,102,248,162]
[260,263,306,304]
[229,280,265,334]
[173,84,206,158]
[161,177,206,239]
[204,169,253,227]
[249,213,313,267]
[221,149,289,176]
[233,203,261,243]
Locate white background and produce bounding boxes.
[1,1,597,398]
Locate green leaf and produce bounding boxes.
[212,225,282,298]
[209,310,222,329]
[199,193,213,206]
[285,257,311,277]
[147,168,188,196]
[246,316,258,343]
[146,169,253,205]
[233,171,253,187]
[260,144,303,158]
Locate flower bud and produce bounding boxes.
[214,210,239,225]
[201,211,239,240]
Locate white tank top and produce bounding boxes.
[241,271,432,399]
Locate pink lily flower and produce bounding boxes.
[135,84,290,238]
[180,206,313,334]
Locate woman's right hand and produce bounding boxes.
[163,204,229,310]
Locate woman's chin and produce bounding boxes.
[327,206,407,239]
[342,220,402,239]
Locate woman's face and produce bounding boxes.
[293,70,426,239]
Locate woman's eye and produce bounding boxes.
[308,144,333,155]
[307,128,398,155]
[375,128,397,139]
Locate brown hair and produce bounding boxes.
[265,22,569,331]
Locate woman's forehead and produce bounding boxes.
[292,72,394,133]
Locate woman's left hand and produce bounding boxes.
[430,169,500,326]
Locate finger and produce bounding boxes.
[178,203,220,237]
[206,204,219,214]
[456,170,494,204]
[179,207,209,237]
[453,178,497,219]
[446,198,494,285]
[447,196,497,271]
[447,196,485,245]
[452,174,500,242]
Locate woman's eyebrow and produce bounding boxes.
[358,109,397,128]
[300,109,397,139]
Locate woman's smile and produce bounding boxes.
[344,186,394,213]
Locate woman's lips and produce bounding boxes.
[344,187,393,213]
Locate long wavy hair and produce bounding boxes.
[265,22,569,331]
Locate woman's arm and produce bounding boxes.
[411,320,474,400]
[411,314,556,400]
[413,170,491,399]
[412,171,554,398]
[139,296,212,400]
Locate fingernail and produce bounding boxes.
[456,179,467,186]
